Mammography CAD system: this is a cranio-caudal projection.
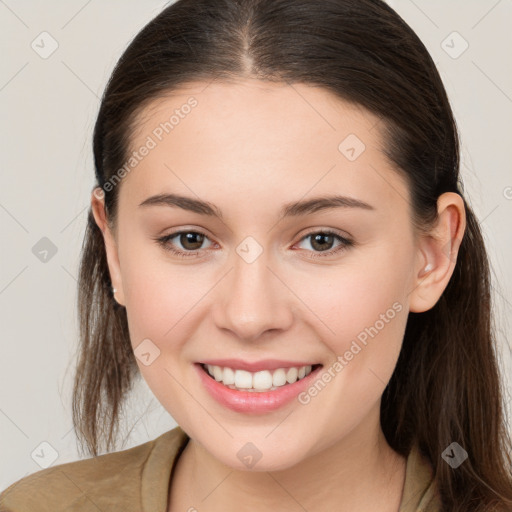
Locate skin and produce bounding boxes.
[91,78,466,511]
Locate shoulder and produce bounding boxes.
[0,439,154,512]
[401,442,443,512]
[0,425,189,512]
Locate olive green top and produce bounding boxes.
[0,425,442,511]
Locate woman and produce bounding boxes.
[1,0,511,510]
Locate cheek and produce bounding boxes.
[302,242,412,377]
[119,251,209,419]
[122,261,207,349]
[118,226,205,329]
[291,250,411,441]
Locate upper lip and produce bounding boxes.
[198,358,321,372]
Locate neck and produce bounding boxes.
[168,407,406,512]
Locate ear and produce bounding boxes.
[90,188,125,306]
[409,192,466,313]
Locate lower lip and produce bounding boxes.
[194,363,323,414]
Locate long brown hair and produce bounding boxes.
[73,0,512,509]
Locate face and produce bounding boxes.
[94,78,431,471]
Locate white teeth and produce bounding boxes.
[213,365,223,381]
[253,370,273,390]
[204,364,316,391]
[272,368,287,387]
[222,367,235,385]
[286,367,298,384]
[234,369,253,389]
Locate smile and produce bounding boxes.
[202,363,320,392]
[195,361,324,414]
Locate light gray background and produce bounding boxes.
[1,0,511,490]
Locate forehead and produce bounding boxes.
[132,78,380,150]
[120,78,410,218]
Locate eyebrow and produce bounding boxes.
[138,193,375,220]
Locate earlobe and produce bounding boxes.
[90,187,125,306]
[409,192,466,313]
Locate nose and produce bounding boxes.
[212,249,294,342]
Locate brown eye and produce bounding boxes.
[295,229,354,259]
[309,233,336,252]
[155,230,214,258]
[177,232,206,250]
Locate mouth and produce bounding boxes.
[194,361,324,413]
[198,362,324,392]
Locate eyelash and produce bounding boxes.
[154,229,354,260]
